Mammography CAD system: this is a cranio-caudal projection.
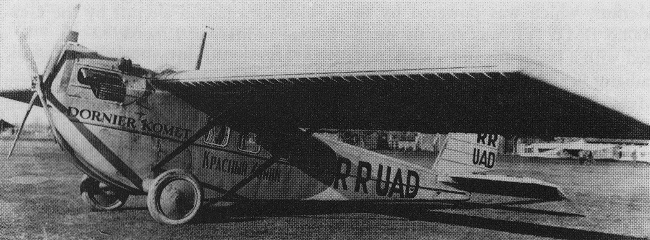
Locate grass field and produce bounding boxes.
[0,139,648,239]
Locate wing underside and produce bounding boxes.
[153,56,650,139]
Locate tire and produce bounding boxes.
[80,175,129,211]
[146,169,203,225]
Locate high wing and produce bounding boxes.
[155,55,649,139]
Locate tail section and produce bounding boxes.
[432,133,566,201]
[432,133,499,176]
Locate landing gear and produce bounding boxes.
[80,175,129,211]
[147,169,203,225]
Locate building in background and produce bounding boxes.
[0,119,15,135]
[516,137,650,162]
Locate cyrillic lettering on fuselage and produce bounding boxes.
[333,157,420,198]
[202,151,283,183]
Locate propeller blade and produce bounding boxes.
[42,4,80,79]
[6,4,80,157]
[14,31,40,82]
[13,24,41,89]
[7,92,39,159]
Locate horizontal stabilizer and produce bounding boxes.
[445,174,566,201]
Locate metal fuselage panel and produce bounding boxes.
[46,54,458,201]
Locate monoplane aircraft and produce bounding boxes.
[3,5,649,224]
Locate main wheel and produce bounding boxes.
[80,175,129,211]
[147,169,203,225]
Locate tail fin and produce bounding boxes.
[432,133,499,176]
[432,133,566,201]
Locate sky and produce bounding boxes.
[1,0,649,125]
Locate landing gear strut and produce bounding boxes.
[80,175,129,211]
[147,169,203,225]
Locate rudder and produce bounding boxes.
[432,133,500,176]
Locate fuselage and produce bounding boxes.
[43,43,464,201]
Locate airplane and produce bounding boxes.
[2,5,649,225]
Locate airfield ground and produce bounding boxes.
[0,139,648,239]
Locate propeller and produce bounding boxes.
[6,93,38,158]
[7,4,80,159]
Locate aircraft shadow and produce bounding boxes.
[194,200,643,240]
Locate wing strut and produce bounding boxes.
[151,118,219,172]
[152,92,254,171]
[216,156,281,202]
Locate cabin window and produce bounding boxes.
[204,125,230,147]
[238,132,261,153]
[77,68,126,102]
